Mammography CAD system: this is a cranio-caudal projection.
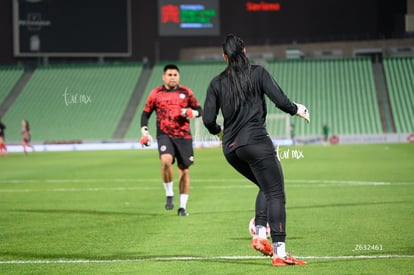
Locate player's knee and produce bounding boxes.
[178,167,190,178]
[160,154,173,166]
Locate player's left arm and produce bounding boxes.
[261,67,310,123]
[182,105,202,119]
[181,89,203,119]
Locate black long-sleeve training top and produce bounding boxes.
[203,65,298,154]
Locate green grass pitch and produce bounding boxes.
[0,144,413,274]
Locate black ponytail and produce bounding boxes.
[222,34,256,108]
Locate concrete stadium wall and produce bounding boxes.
[180,38,414,61]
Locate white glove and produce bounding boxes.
[140,126,153,146]
[295,103,310,123]
[181,108,199,119]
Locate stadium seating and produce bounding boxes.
[383,57,414,133]
[1,57,412,144]
[0,66,24,107]
[2,63,143,143]
[266,58,383,136]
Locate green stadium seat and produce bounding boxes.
[0,66,24,106]
[2,63,143,143]
[266,58,382,136]
[383,57,414,133]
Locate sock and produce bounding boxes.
[274,242,287,258]
[163,182,174,197]
[179,194,188,209]
[255,225,268,239]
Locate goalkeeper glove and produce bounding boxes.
[140,126,153,146]
[295,103,310,123]
[181,108,199,119]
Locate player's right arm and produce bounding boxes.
[203,78,222,136]
[140,90,156,146]
[140,110,151,129]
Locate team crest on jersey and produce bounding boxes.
[179,93,186,99]
[160,145,167,152]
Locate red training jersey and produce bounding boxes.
[142,85,201,139]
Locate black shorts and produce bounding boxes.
[157,135,194,168]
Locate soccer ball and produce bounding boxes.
[249,217,271,238]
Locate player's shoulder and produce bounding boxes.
[152,85,164,93]
[251,64,266,73]
[178,85,194,94]
[251,64,271,79]
[148,85,165,96]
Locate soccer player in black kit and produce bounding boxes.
[203,34,310,266]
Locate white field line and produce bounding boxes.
[0,254,413,265]
[0,179,412,193]
[1,178,411,185]
[0,178,411,185]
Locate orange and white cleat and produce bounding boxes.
[272,254,307,266]
[251,236,274,256]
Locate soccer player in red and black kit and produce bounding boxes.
[203,34,309,266]
[21,119,34,155]
[140,64,202,217]
[0,118,8,156]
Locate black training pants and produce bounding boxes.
[224,138,286,243]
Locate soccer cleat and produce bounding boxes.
[251,236,274,256]
[165,196,174,210]
[177,208,189,216]
[272,254,307,266]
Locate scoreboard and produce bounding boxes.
[13,0,131,57]
[158,0,220,36]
